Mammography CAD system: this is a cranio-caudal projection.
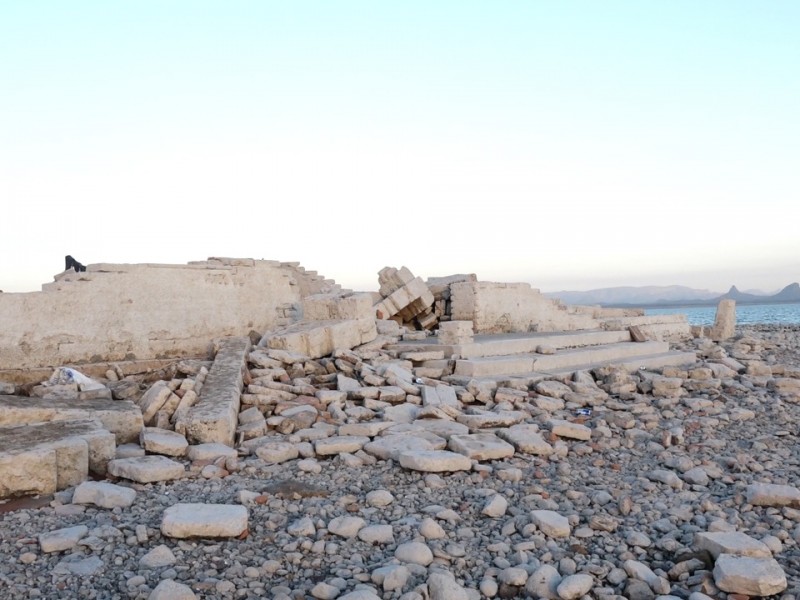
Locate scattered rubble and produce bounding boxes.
[0,263,798,599]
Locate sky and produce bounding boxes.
[2,1,798,295]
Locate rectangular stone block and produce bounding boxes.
[0,419,116,498]
[0,395,143,444]
[260,319,377,359]
[185,337,250,446]
[303,293,374,321]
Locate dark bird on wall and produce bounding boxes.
[65,255,87,272]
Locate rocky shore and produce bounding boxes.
[1,324,800,600]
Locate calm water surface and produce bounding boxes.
[645,303,800,326]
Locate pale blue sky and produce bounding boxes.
[2,2,798,294]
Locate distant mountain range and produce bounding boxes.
[546,283,800,307]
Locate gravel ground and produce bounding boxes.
[1,325,800,600]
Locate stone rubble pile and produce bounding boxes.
[0,267,799,599]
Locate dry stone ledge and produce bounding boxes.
[161,503,248,538]
[184,337,250,446]
[260,318,377,360]
[0,395,143,444]
[107,455,186,483]
[0,419,115,498]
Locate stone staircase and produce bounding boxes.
[388,321,696,384]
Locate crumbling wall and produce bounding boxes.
[450,282,600,334]
[0,258,335,370]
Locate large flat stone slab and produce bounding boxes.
[695,531,772,559]
[497,424,554,455]
[448,433,515,461]
[107,455,185,483]
[184,337,250,446]
[0,419,115,498]
[161,503,248,538]
[398,450,472,472]
[0,395,143,444]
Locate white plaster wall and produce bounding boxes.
[0,259,329,369]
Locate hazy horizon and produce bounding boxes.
[3,2,798,296]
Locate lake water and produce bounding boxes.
[645,302,800,326]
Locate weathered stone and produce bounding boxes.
[548,419,591,441]
[713,554,787,596]
[255,442,298,464]
[0,396,143,444]
[149,579,197,600]
[394,541,433,566]
[186,443,238,462]
[526,564,561,599]
[428,571,469,600]
[695,531,772,559]
[139,544,177,569]
[557,574,594,600]
[531,510,571,538]
[398,450,472,472]
[328,516,366,538]
[161,503,248,538]
[140,427,188,457]
[746,482,800,507]
[497,424,554,455]
[0,419,115,498]
[448,433,515,461]
[482,494,508,518]
[710,299,736,342]
[184,337,249,446]
[39,525,88,553]
[107,456,185,483]
[72,481,137,509]
[315,436,370,456]
[363,435,442,460]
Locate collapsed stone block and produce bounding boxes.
[0,419,116,498]
[303,292,374,321]
[260,318,377,360]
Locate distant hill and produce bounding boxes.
[547,282,800,307]
[545,285,719,306]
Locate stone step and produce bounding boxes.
[388,328,633,359]
[599,314,691,340]
[454,341,670,378]
[445,350,699,389]
[0,419,116,498]
[182,337,250,446]
[0,396,143,443]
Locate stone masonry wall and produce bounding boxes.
[0,258,335,370]
[450,282,600,334]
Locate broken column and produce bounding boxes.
[710,299,736,342]
[374,267,437,330]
